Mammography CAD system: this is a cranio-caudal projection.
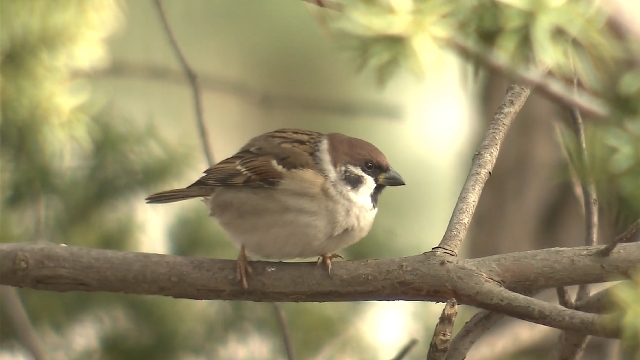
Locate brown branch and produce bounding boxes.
[596,219,640,257]
[449,38,609,119]
[553,102,599,360]
[390,338,418,360]
[575,282,623,314]
[153,0,214,166]
[89,61,402,120]
[434,85,531,256]
[556,287,575,309]
[272,303,296,360]
[0,286,48,360]
[1,242,636,338]
[427,299,458,360]
[445,310,504,360]
[447,285,615,360]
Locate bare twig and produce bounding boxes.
[449,38,609,119]
[552,57,600,358]
[272,303,296,360]
[575,283,622,314]
[91,61,402,120]
[434,85,531,256]
[2,242,636,337]
[596,219,640,256]
[464,318,556,360]
[0,286,48,360]
[446,310,504,360]
[153,0,214,166]
[427,299,458,360]
[390,338,418,360]
[556,287,575,309]
[302,0,344,11]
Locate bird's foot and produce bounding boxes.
[236,245,253,289]
[317,253,343,274]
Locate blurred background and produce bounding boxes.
[2,1,639,359]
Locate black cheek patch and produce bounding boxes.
[344,172,364,189]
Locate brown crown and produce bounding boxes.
[326,133,390,170]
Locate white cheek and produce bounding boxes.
[347,170,377,210]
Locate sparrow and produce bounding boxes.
[146,128,405,289]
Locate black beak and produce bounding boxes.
[377,168,405,186]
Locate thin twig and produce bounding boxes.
[272,303,296,360]
[390,338,418,360]
[434,85,531,256]
[556,286,575,309]
[570,105,598,301]
[0,286,48,360]
[449,38,609,119]
[427,299,458,360]
[596,219,640,256]
[153,0,214,166]
[90,61,402,120]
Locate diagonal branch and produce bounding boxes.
[445,310,506,360]
[0,286,48,360]
[153,0,214,166]
[272,303,296,360]
[448,38,609,119]
[90,61,402,120]
[390,338,418,360]
[427,299,458,360]
[1,242,637,338]
[434,85,531,256]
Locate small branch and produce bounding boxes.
[575,282,623,314]
[596,219,640,257]
[153,0,214,166]
[471,283,620,339]
[272,303,296,360]
[461,317,556,360]
[90,61,402,120]
[0,286,48,360]
[449,38,609,119]
[1,242,636,338]
[552,98,599,360]
[390,338,418,360]
[427,299,458,360]
[434,85,531,256]
[556,287,575,309]
[445,310,504,360]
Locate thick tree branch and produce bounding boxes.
[435,85,531,256]
[1,242,637,338]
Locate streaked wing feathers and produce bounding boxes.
[189,129,322,188]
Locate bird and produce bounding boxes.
[146,128,405,289]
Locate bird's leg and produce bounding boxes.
[317,253,343,274]
[236,244,252,289]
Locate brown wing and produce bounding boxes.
[188,129,323,188]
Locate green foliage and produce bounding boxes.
[614,272,640,358]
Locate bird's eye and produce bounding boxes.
[364,161,375,172]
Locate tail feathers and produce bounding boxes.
[146,187,214,204]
